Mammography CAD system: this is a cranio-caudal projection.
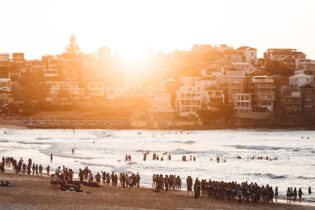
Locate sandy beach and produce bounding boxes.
[0,171,313,210]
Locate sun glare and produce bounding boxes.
[120,47,148,63]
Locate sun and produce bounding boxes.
[120,46,149,63]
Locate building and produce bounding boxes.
[87,82,105,96]
[203,86,224,111]
[289,73,313,89]
[282,89,302,113]
[12,53,24,64]
[264,48,306,70]
[234,93,252,112]
[250,76,275,112]
[0,93,13,106]
[0,78,12,92]
[46,81,83,101]
[176,86,202,117]
[236,46,257,64]
[106,88,125,100]
[147,88,174,113]
[220,71,248,104]
[300,81,315,113]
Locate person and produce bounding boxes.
[186,176,193,195]
[238,186,243,203]
[287,187,291,202]
[79,169,84,183]
[293,187,297,202]
[309,187,312,194]
[72,148,75,154]
[50,174,57,190]
[55,166,61,176]
[298,188,304,202]
[194,178,200,198]
[275,186,278,202]
[136,173,140,188]
[95,172,101,185]
[39,165,43,176]
[50,153,53,162]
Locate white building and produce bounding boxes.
[234,93,252,112]
[176,86,202,117]
[289,73,313,89]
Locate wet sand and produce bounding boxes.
[0,172,313,210]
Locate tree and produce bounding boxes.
[265,60,293,76]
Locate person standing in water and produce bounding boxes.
[298,188,304,202]
[275,186,279,202]
[50,153,53,162]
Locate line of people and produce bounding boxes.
[187,177,278,203]
[153,174,182,192]
[286,187,305,202]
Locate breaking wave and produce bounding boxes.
[245,173,287,179]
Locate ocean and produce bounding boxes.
[0,129,314,202]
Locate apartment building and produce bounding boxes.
[250,76,275,112]
[176,86,202,117]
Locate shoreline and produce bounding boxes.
[0,171,313,210]
[1,119,315,130]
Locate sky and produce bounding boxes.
[0,0,315,60]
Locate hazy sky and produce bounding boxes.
[0,0,315,60]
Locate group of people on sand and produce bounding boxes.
[77,167,141,189]
[186,177,279,203]
[153,174,182,192]
[1,157,50,177]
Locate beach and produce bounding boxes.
[0,171,313,210]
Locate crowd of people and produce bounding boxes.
[153,173,182,192]
[0,156,141,193]
[0,155,312,204]
[186,177,279,203]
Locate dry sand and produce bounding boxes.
[0,172,313,210]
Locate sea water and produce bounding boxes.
[0,129,314,202]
